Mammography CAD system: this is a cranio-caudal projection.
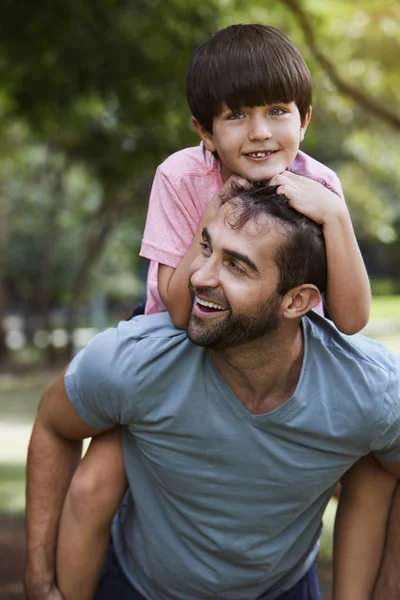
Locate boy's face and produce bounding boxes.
[193,103,311,183]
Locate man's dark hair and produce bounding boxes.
[186,24,312,133]
[224,185,327,295]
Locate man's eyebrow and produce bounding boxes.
[202,227,212,246]
[223,248,260,274]
[202,227,259,274]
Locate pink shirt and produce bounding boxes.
[140,143,343,315]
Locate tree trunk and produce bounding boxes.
[65,211,114,360]
[0,194,9,365]
[37,162,65,367]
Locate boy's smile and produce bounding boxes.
[195,103,311,183]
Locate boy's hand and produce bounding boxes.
[269,171,347,225]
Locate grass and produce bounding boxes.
[0,371,55,422]
[370,295,400,320]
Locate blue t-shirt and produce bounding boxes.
[65,312,400,600]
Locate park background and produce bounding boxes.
[0,0,399,598]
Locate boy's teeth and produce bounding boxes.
[248,152,270,158]
[196,297,225,310]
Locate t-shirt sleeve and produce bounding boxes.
[140,167,200,268]
[64,328,139,430]
[371,357,400,463]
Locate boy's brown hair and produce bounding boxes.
[186,24,312,133]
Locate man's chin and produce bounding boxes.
[187,317,221,348]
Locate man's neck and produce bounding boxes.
[210,322,305,416]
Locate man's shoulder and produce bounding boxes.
[158,143,219,181]
[291,151,343,196]
[304,313,398,378]
[89,313,189,364]
[65,314,202,426]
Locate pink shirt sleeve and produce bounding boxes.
[140,167,202,269]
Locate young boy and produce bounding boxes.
[56,24,395,599]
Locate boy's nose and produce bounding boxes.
[248,118,272,142]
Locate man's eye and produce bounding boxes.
[227,260,244,274]
[200,241,211,254]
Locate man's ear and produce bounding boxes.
[281,284,321,319]
[191,117,217,153]
[299,106,312,143]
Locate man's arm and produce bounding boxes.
[25,371,102,599]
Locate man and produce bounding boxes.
[25,185,400,599]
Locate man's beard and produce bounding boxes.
[187,286,282,351]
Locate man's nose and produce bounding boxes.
[190,257,220,289]
[248,116,272,142]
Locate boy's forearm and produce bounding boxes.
[323,211,370,334]
[333,456,396,600]
[25,420,82,595]
[159,206,213,329]
[373,482,400,599]
[161,230,203,328]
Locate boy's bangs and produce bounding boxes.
[213,55,309,117]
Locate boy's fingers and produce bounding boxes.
[283,170,305,181]
[275,184,292,198]
[275,183,300,202]
[269,173,291,187]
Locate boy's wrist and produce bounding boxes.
[322,201,351,229]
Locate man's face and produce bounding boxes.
[187,203,284,351]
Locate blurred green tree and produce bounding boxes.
[0,0,220,361]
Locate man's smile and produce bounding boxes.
[194,295,229,317]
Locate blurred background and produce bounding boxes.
[0,0,399,597]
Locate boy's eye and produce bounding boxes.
[270,107,287,116]
[227,112,245,121]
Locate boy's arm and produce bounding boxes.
[333,456,397,600]
[158,175,250,329]
[57,429,127,600]
[373,482,400,599]
[25,372,103,599]
[158,198,219,328]
[271,171,371,334]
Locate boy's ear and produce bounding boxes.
[191,117,217,153]
[281,283,321,319]
[299,106,312,142]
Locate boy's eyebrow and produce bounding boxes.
[202,227,260,274]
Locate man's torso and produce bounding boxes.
[66,312,397,599]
